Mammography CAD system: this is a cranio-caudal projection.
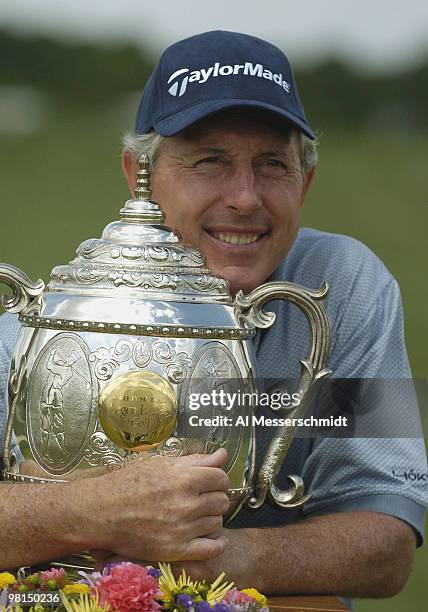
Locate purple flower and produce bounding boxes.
[103,562,123,575]
[196,601,212,612]
[213,603,230,612]
[147,567,161,579]
[177,593,195,609]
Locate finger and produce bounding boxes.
[190,467,230,494]
[206,529,226,540]
[178,448,228,468]
[191,514,224,538]
[182,534,228,561]
[193,491,230,517]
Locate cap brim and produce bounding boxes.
[153,98,316,140]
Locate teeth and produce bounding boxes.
[214,232,260,245]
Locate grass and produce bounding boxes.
[0,112,426,610]
[303,130,427,377]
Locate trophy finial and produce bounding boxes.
[134,154,152,201]
[118,153,166,224]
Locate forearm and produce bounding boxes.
[0,480,91,569]
[233,511,416,598]
[0,450,230,570]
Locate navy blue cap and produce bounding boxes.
[135,30,315,140]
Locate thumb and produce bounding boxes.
[180,448,228,468]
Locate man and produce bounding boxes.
[0,30,427,599]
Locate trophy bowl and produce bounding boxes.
[1,155,331,526]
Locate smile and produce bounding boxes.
[209,231,265,245]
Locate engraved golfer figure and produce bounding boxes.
[40,348,89,461]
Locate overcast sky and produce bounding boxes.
[2,0,428,72]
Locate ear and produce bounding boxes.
[300,165,316,207]
[121,150,137,196]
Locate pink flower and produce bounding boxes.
[40,567,67,588]
[224,588,255,606]
[95,562,162,612]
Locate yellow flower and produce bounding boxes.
[241,588,267,607]
[205,572,234,605]
[158,562,181,602]
[63,584,91,596]
[158,562,234,605]
[59,592,111,612]
[0,572,16,589]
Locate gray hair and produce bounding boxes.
[300,133,318,175]
[122,131,164,170]
[122,129,318,176]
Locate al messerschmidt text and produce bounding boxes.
[188,415,349,427]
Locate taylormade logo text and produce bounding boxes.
[167,61,291,97]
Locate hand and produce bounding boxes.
[78,448,230,563]
[168,528,257,588]
[93,528,257,590]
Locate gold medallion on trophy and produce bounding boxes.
[98,371,177,451]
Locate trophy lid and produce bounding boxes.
[48,155,231,303]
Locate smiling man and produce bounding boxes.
[0,30,427,601]
[118,30,427,599]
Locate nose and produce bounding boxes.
[223,165,261,215]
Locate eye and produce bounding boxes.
[196,156,223,165]
[264,158,286,169]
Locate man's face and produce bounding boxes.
[125,111,314,294]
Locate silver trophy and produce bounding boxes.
[0,155,331,524]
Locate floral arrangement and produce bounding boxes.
[0,562,268,612]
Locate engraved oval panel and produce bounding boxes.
[133,338,153,368]
[178,341,247,475]
[26,333,97,476]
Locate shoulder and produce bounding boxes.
[281,227,388,269]
[278,228,395,286]
[274,228,400,313]
[265,229,408,377]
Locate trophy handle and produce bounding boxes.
[0,263,45,313]
[235,281,332,510]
